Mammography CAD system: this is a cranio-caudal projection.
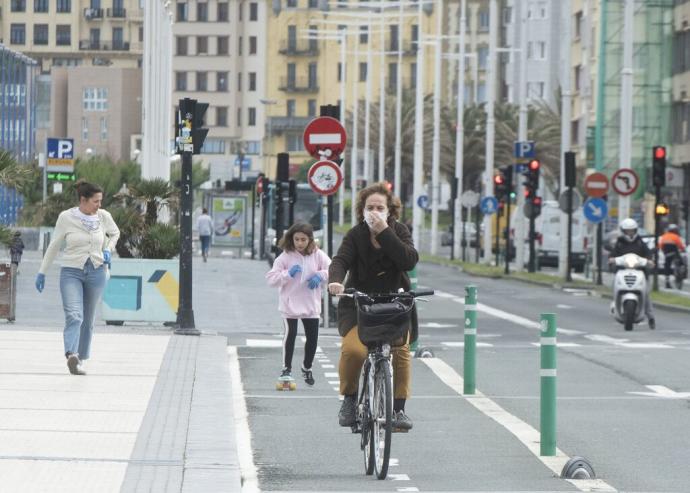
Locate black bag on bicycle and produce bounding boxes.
[357,296,414,345]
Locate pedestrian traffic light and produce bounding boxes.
[655,202,669,216]
[500,165,513,201]
[564,151,576,188]
[652,146,666,187]
[531,195,542,218]
[176,98,209,155]
[493,172,507,201]
[192,102,209,154]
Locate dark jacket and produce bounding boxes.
[329,220,419,340]
[611,235,652,259]
[10,236,24,265]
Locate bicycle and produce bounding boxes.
[338,288,434,480]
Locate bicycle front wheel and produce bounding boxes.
[372,360,393,479]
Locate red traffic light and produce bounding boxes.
[494,174,505,185]
[384,180,393,192]
[653,146,666,160]
[528,159,540,171]
[532,196,542,206]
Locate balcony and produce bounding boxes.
[278,39,319,56]
[79,40,130,51]
[402,41,418,56]
[278,77,319,93]
[266,116,313,133]
[83,7,103,19]
[106,7,126,18]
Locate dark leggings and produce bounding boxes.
[282,318,319,371]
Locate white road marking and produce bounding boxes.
[396,488,419,492]
[421,357,617,492]
[627,385,690,399]
[557,304,573,309]
[321,364,335,368]
[324,372,339,378]
[245,339,282,348]
[388,473,410,481]
[441,342,494,348]
[327,380,339,385]
[530,342,582,348]
[389,458,399,467]
[227,346,260,493]
[585,335,673,349]
[419,322,457,328]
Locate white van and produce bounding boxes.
[535,201,588,272]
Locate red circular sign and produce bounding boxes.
[584,172,609,198]
[303,117,347,160]
[307,160,343,196]
[611,168,639,196]
[256,176,264,195]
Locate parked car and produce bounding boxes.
[441,222,482,248]
[534,201,588,272]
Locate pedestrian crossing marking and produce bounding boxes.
[442,342,494,348]
[530,342,582,348]
[246,339,282,347]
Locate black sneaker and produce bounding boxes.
[338,394,357,427]
[648,318,656,330]
[280,368,291,378]
[301,367,315,386]
[66,354,85,375]
[393,410,413,430]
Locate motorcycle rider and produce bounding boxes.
[658,224,687,289]
[609,218,655,329]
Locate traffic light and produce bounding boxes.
[531,196,543,217]
[192,102,209,154]
[652,146,666,187]
[176,98,209,155]
[493,172,507,201]
[500,165,513,200]
[523,159,540,198]
[384,180,393,192]
[655,202,670,216]
[564,151,576,188]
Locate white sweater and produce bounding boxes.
[39,208,121,274]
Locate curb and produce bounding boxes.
[598,291,690,315]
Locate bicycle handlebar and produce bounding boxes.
[339,288,434,298]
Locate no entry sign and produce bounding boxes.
[303,117,347,160]
[307,160,343,196]
[584,172,609,198]
[611,168,639,196]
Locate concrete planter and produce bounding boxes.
[102,258,178,323]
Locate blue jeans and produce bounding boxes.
[59,260,107,359]
[200,235,211,255]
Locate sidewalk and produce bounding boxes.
[0,326,241,492]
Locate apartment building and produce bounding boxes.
[0,0,143,72]
[172,0,266,178]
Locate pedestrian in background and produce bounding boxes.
[9,231,24,266]
[266,222,331,386]
[35,180,120,375]
[328,182,419,430]
[196,207,213,262]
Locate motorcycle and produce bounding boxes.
[670,252,688,290]
[610,253,650,331]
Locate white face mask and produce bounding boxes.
[364,210,389,227]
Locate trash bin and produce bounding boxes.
[0,263,16,321]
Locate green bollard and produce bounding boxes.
[540,313,557,456]
[463,286,477,394]
[409,266,419,353]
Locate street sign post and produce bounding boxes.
[611,168,639,196]
[307,160,343,196]
[480,196,499,215]
[584,172,609,198]
[303,117,347,160]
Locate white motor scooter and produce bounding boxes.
[610,253,650,331]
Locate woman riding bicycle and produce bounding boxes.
[328,182,419,431]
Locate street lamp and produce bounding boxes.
[260,98,278,176]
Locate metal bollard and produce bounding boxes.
[463,285,477,394]
[540,313,557,456]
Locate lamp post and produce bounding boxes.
[259,98,278,176]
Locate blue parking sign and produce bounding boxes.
[480,196,499,215]
[46,138,75,172]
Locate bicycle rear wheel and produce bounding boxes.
[372,360,393,479]
[361,363,375,476]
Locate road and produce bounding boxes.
[15,250,690,492]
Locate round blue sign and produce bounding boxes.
[480,196,499,215]
[417,195,430,209]
[583,197,608,224]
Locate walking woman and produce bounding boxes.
[35,180,120,375]
[328,182,419,430]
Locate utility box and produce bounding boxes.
[0,263,16,321]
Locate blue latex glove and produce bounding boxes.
[307,273,322,290]
[35,273,45,293]
[288,265,302,278]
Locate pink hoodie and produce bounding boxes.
[266,248,331,319]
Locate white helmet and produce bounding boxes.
[620,218,638,241]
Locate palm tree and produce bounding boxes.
[128,178,177,226]
[0,149,32,191]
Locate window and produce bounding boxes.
[287,0,297,6]
[139,27,144,42]
[176,36,188,55]
[390,24,399,51]
[238,36,243,55]
[478,10,489,31]
[238,0,242,19]
[216,107,228,127]
[82,117,89,142]
[56,25,71,45]
[287,99,295,117]
[10,24,26,45]
[287,133,304,152]
[388,63,397,91]
[250,2,258,20]
[217,71,228,91]
[217,36,229,55]
[410,63,416,87]
[527,82,544,98]
[56,0,70,12]
[176,2,187,21]
[113,27,124,49]
[574,65,582,91]
[249,36,257,54]
[308,62,317,88]
[34,24,49,45]
[411,24,418,50]
[571,119,579,145]
[478,46,488,69]
[197,1,207,21]
[83,87,108,111]
[248,72,256,91]
[237,107,242,126]
[527,41,533,59]
[237,72,242,91]
[359,62,367,82]
[245,141,260,154]
[201,138,226,154]
[175,72,187,91]
[197,36,208,54]
[308,0,317,7]
[308,99,316,117]
[100,117,108,141]
[477,82,487,103]
[217,2,228,21]
[360,25,368,44]
[338,62,343,82]
[34,0,48,12]
[536,42,546,60]
[248,107,256,126]
[502,6,512,24]
[11,0,25,12]
[196,72,208,91]
[574,11,583,39]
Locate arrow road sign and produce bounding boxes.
[611,168,639,196]
[480,196,499,215]
[417,195,430,209]
[583,197,608,223]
